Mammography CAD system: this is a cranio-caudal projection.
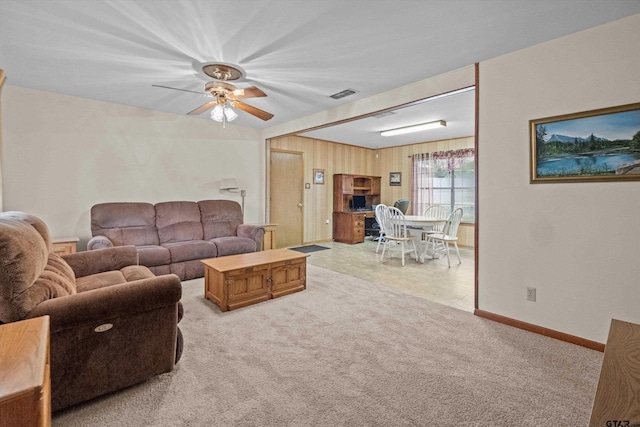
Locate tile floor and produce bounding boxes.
[303,237,475,312]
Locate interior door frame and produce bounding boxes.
[267,145,305,246]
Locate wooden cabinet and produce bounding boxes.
[333,174,381,212]
[333,174,381,244]
[333,212,367,244]
[202,249,307,312]
[340,174,354,194]
[0,316,51,427]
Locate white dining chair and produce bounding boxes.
[374,204,387,253]
[378,205,417,266]
[421,204,451,240]
[425,207,463,267]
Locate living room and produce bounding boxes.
[1,2,640,425]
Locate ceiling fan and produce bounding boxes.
[153,64,274,122]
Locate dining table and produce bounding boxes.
[401,215,448,262]
[403,215,447,229]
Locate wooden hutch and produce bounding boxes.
[332,174,381,244]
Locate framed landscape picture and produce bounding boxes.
[530,102,640,183]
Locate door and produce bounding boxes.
[270,150,304,248]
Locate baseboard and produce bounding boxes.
[474,309,605,352]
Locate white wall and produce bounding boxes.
[2,86,264,250]
[478,14,640,343]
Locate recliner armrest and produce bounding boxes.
[62,245,139,278]
[87,235,114,250]
[26,273,182,333]
[237,224,265,244]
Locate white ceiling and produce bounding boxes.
[299,87,476,149]
[1,1,639,147]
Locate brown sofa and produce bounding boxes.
[88,200,264,281]
[0,211,183,411]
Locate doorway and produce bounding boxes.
[269,149,304,248]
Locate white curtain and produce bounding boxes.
[411,148,475,216]
[411,153,431,215]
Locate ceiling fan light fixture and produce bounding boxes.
[224,105,238,121]
[211,104,224,122]
[380,120,446,137]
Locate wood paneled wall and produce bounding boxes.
[269,136,376,243]
[268,134,475,246]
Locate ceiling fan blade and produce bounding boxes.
[187,100,217,115]
[233,86,267,99]
[231,100,274,121]
[152,84,205,95]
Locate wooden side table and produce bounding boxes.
[51,237,79,256]
[0,316,51,427]
[261,224,277,250]
[249,224,277,250]
[590,319,640,426]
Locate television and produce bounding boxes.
[351,195,367,210]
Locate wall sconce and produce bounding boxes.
[219,178,246,218]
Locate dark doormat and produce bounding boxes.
[288,245,330,254]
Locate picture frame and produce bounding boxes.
[530,102,640,183]
[313,169,325,185]
[389,172,402,186]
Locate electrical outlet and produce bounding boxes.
[526,287,537,302]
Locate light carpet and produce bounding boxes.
[53,265,602,426]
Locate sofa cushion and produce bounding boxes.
[198,200,242,240]
[170,260,205,281]
[0,215,51,323]
[162,240,217,263]
[156,201,204,243]
[137,245,171,267]
[121,265,156,282]
[76,265,156,292]
[210,237,257,257]
[76,270,126,292]
[91,203,159,246]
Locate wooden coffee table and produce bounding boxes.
[202,248,308,312]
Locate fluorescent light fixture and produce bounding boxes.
[380,120,446,137]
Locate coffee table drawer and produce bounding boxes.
[270,258,306,298]
[226,266,270,310]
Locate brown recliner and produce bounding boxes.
[0,211,183,411]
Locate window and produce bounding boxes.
[411,149,475,222]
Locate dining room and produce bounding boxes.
[302,200,474,313]
[304,236,475,313]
